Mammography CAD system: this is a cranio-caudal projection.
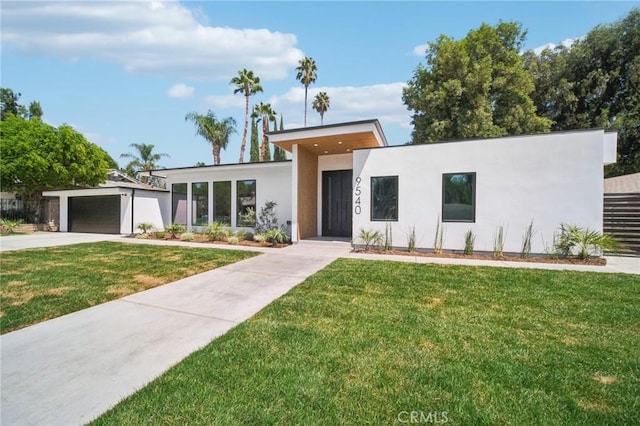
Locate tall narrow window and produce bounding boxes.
[371,176,398,221]
[213,181,231,224]
[171,183,187,225]
[442,172,476,222]
[192,182,208,226]
[237,180,256,227]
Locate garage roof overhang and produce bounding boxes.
[269,119,388,155]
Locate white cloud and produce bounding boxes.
[532,37,580,55]
[167,83,194,98]
[267,82,410,130]
[2,1,304,80]
[412,43,429,57]
[204,94,246,109]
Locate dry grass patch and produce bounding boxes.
[0,242,257,333]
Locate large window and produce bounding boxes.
[442,172,476,222]
[192,182,208,226]
[213,181,231,224]
[171,183,187,225]
[371,176,398,221]
[237,180,256,227]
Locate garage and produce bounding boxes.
[68,195,120,234]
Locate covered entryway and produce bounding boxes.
[68,195,120,234]
[322,170,352,237]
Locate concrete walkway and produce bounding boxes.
[0,240,350,426]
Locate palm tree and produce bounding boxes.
[230,69,263,163]
[312,91,330,125]
[120,143,169,184]
[251,102,276,161]
[185,111,236,165]
[295,56,317,127]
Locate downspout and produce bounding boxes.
[131,188,136,235]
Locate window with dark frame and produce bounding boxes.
[236,180,256,227]
[213,181,231,224]
[171,183,187,225]
[191,182,208,226]
[442,172,476,222]
[371,176,398,221]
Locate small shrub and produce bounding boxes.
[154,231,166,239]
[165,223,185,239]
[407,226,417,252]
[206,221,231,241]
[227,236,240,245]
[520,220,535,258]
[180,232,195,241]
[256,201,279,233]
[463,229,475,255]
[253,233,266,243]
[234,229,247,240]
[357,228,383,251]
[137,222,154,234]
[555,224,621,259]
[264,228,290,246]
[243,230,254,241]
[1,219,23,234]
[433,215,445,254]
[384,222,393,251]
[493,225,506,257]
[135,233,149,239]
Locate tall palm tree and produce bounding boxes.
[251,102,276,161]
[230,69,263,163]
[185,110,236,165]
[295,56,317,127]
[312,91,330,125]
[120,143,169,184]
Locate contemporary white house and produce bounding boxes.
[45,119,617,254]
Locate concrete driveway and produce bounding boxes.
[0,232,124,252]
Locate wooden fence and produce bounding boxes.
[604,192,640,255]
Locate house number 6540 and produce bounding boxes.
[354,176,362,215]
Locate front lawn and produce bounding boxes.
[0,242,257,333]
[93,259,640,425]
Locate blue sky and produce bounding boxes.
[2,1,638,168]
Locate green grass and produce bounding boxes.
[0,242,257,333]
[94,259,640,425]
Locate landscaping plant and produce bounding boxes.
[256,201,279,233]
[555,224,621,259]
[433,215,445,254]
[407,226,417,252]
[0,219,23,234]
[165,223,185,239]
[493,225,506,257]
[137,222,154,234]
[520,220,535,258]
[463,229,475,255]
[180,232,195,241]
[264,228,290,246]
[384,222,393,251]
[205,221,231,241]
[357,228,382,250]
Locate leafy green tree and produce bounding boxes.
[249,115,260,163]
[525,8,640,176]
[230,69,263,163]
[272,119,286,160]
[1,88,28,120]
[28,101,43,120]
[194,161,206,167]
[403,22,552,144]
[0,115,109,211]
[295,57,317,127]
[252,102,276,161]
[312,91,330,125]
[185,110,236,165]
[120,143,169,183]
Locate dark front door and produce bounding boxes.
[322,170,352,237]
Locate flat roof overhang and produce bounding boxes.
[269,119,388,155]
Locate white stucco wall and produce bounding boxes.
[161,161,292,232]
[353,130,613,254]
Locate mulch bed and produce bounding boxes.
[352,249,607,266]
[134,234,290,249]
